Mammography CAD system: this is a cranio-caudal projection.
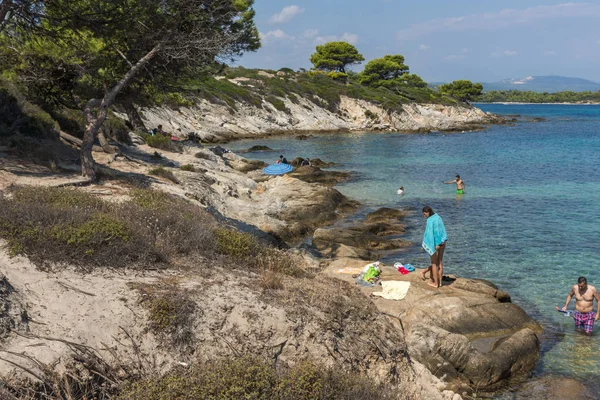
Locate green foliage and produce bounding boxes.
[119,357,397,400]
[397,73,428,88]
[2,0,260,144]
[144,134,176,151]
[265,96,290,113]
[438,80,483,102]
[135,284,197,350]
[364,110,378,120]
[309,41,365,73]
[277,67,295,74]
[0,80,59,139]
[326,71,348,82]
[0,186,216,268]
[359,54,409,87]
[214,228,262,261]
[149,166,180,184]
[103,112,131,143]
[183,76,263,110]
[52,108,86,138]
[477,89,600,103]
[130,189,173,211]
[179,164,196,172]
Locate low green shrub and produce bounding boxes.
[365,109,379,120]
[119,357,398,400]
[179,164,196,172]
[149,166,179,184]
[144,134,175,151]
[0,187,216,269]
[214,229,309,278]
[194,151,213,160]
[0,81,59,139]
[214,228,262,261]
[134,283,197,350]
[265,96,290,113]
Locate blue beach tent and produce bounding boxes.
[263,163,293,175]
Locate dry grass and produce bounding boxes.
[259,269,284,291]
[0,186,215,269]
[118,356,401,400]
[132,281,197,352]
[148,166,179,184]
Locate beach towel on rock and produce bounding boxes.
[336,267,364,275]
[372,281,411,300]
[422,213,448,256]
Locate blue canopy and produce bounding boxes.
[263,163,293,175]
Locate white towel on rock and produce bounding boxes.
[372,281,410,300]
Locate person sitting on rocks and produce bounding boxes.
[301,157,311,166]
[277,155,289,164]
[152,124,166,136]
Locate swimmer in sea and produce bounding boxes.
[444,174,465,194]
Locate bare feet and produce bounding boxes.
[427,282,438,288]
[420,271,427,281]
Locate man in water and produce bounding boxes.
[397,186,404,196]
[444,174,465,194]
[557,276,600,335]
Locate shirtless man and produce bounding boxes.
[557,276,600,335]
[444,174,465,194]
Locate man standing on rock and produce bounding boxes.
[557,276,600,335]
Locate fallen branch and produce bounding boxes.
[58,130,104,153]
[56,281,96,297]
[0,355,44,381]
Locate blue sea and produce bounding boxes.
[226,103,600,394]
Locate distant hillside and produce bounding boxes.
[431,76,600,93]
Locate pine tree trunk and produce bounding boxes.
[123,97,146,132]
[79,43,162,179]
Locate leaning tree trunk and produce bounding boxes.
[80,43,162,180]
[98,128,116,154]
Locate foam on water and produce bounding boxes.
[226,104,600,391]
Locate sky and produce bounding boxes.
[235,1,600,83]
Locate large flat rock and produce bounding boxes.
[323,259,542,394]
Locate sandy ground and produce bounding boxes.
[0,248,176,379]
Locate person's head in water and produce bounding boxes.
[422,205,434,217]
[399,186,404,190]
[578,276,588,290]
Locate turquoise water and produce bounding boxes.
[226,104,600,393]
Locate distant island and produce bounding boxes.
[431,75,600,104]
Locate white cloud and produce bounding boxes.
[269,5,304,24]
[397,3,600,40]
[304,29,319,38]
[491,50,518,57]
[419,44,430,50]
[315,32,359,45]
[340,32,359,44]
[444,48,469,60]
[259,29,294,44]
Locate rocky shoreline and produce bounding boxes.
[124,95,504,143]
[3,117,592,397]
